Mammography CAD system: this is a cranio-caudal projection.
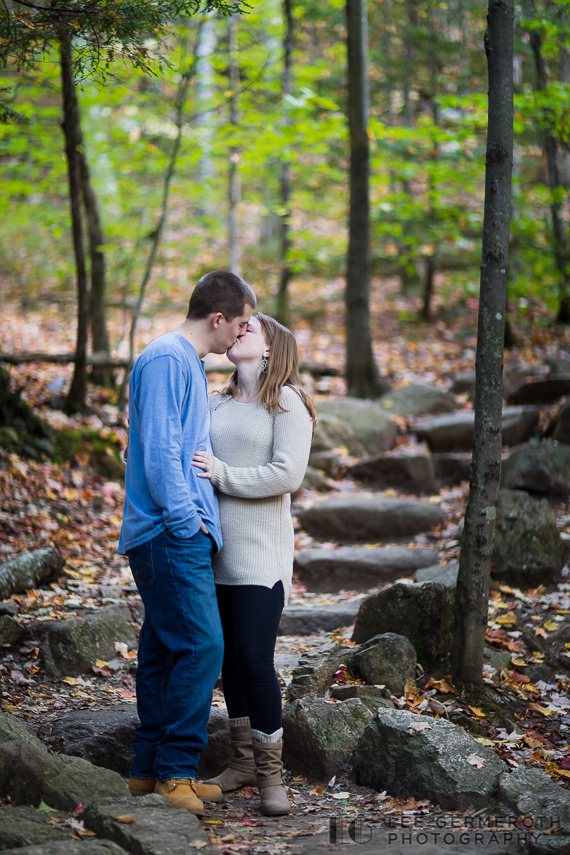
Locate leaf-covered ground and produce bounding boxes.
[2,279,570,847]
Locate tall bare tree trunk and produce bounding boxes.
[228,14,241,276]
[77,128,113,388]
[452,0,513,685]
[527,4,570,321]
[275,0,294,327]
[60,34,89,415]
[345,0,386,398]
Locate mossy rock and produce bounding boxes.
[52,429,125,479]
[0,367,55,459]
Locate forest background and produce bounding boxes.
[1,0,570,366]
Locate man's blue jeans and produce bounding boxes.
[126,529,224,782]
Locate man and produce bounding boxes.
[119,270,256,815]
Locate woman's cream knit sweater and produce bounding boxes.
[209,386,313,604]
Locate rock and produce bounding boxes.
[293,546,439,593]
[0,547,64,600]
[483,644,512,671]
[0,710,45,752]
[317,399,397,455]
[352,581,455,666]
[378,383,459,418]
[38,605,137,677]
[497,764,570,852]
[2,844,127,855]
[353,708,507,810]
[450,370,476,397]
[312,412,364,456]
[550,397,570,445]
[0,600,18,616]
[297,495,444,542]
[37,705,140,776]
[508,374,570,406]
[84,794,210,855]
[308,450,342,478]
[347,449,436,494]
[329,684,395,713]
[493,490,564,584]
[198,706,232,779]
[288,642,353,701]
[296,466,332,494]
[279,602,360,636]
[0,614,27,647]
[350,633,417,693]
[0,804,71,851]
[413,560,459,588]
[415,407,540,452]
[0,740,129,810]
[546,350,570,375]
[432,452,472,486]
[501,442,570,495]
[0,366,56,460]
[282,695,372,780]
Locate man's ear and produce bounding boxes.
[211,312,224,329]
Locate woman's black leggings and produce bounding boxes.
[215,581,284,734]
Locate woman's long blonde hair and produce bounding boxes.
[222,313,317,427]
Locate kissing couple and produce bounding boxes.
[119,270,316,817]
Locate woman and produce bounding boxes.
[192,313,315,816]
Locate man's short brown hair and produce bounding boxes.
[187,270,256,321]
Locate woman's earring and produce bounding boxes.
[260,357,268,374]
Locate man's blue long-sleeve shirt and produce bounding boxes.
[119,332,222,554]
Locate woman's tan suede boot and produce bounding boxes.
[252,738,291,816]
[204,723,257,792]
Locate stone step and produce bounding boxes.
[279,601,361,635]
[508,374,570,405]
[347,450,435,494]
[293,546,439,592]
[297,494,445,542]
[414,406,539,453]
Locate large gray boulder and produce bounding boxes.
[282,695,372,780]
[0,614,27,646]
[0,547,64,600]
[508,374,570,406]
[350,633,417,693]
[293,545,439,593]
[497,765,570,852]
[415,406,539,452]
[297,495,445,542]
[288,641,353,701]
[312,412,365,456]
[0,805,71,851]
[493,490,564,584]
[0,740,128,810]
[432,452,472,486]
[501,442,570,494]
[37,705,140,776]
[450,370,476,398]
[329,684,394,713]
[279,602,360,635]
[0,710,45,752]
[84,794,209,855]
[377,383,459,418]
[413,561,459,589]
[316,399,397,455]
[347,450,436,494]
[352,581,455,666]
[550,397,570,445]
[38,606,137,677]
[353,709,507,810]
[1,841,126,855]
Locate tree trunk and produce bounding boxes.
[420,253,436,320]
[275,0,294,327]
[345,0,385,398]
[60,34,89,415]
[527,5,570,321]
[77,125,114,388]
[452,0,513,685]
[228,14,241,277]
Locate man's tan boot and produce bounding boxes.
[154,779,205,815]
[252,739,290,816]
[128,777,156,797]
[204,723,257,792]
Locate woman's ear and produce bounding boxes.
[263,346,270,358]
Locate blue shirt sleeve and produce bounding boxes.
[136,354,203,539]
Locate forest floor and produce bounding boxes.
[2,277,570,852]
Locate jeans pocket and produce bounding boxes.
[128,541,156,589]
